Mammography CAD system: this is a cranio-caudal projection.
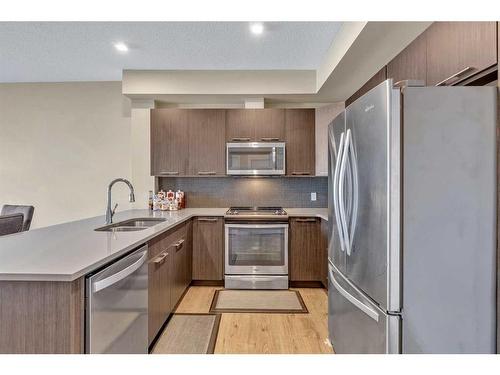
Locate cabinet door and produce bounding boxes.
[192,217,224,280]
[426,22,497,85]
[345,67,387,107]
[387,32,427,85]
[188,110,226,176]
[285,109,315,176]
[171,223,190,307]
[148,236,172,344]
[150,109,189,176]
[253,109,285,141]
[289,217,323,281]
[226,109,285,141]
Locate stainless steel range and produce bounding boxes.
[224,207,289,289]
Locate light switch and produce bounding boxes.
[311,192,317,201]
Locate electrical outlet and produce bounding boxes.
[311,192,317,201]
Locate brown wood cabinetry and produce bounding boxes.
[289,217,325,282]
[0,278,84,354]
[187,110,226,176]
[387,32,427,85]
[151,109,226,176]
[171,221,192,307]
[345,67,387,107]
[148,231,173,344]
[285,109,315,176]
[150,109,189,176]
[148,220,193,344]
[192,217,224,280]
[426,22,497,86]
[226,109,285,142]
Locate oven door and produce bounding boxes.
[225,223,288,275]
[226,142,285,175]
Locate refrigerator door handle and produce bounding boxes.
[348,130,359,252]
[333,132,347,252]
[338,129,351,255]
[329,265,380,322]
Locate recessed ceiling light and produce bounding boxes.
[114,42,129,52]
[250,23,264,35]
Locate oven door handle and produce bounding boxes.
[224,223,289,229]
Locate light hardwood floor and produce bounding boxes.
[174,286,333,354]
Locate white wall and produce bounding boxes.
[0,82,132,228]
[315,102,345,176]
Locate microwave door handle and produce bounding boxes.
[348,131,359,252]
[338,129,351,255]
[272,147,277,169]
[333,132,346,252]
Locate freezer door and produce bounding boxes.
[328,112,347,274]
[402,86,497,354]
[328,262,400,354]
[344,80,401,312]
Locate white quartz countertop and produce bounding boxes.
[0,207,327,282]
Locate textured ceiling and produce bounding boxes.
[0,22,342,82]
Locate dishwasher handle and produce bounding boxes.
[93,250,148,293]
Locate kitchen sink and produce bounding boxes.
[95,218,166,232]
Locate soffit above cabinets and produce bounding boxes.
[122,22,431,105]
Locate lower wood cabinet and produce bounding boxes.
[171,221,192,306]
[192,217,224,280]
[148,231,173,344]
[148,220,193,344]
[289,217,326,283]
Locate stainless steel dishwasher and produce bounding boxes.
[86,244,148,354]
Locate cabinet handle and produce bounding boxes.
[151,251,169,264]
[174,239,185,251]
[231,137,251,142]
[295,218,318,223]
[159,171,179,175]
[261,137,280,141]
[198,171,216,175]
[291,171,311,176]
[197,218,218,222]
[435,66,474,86]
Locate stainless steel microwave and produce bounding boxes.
[226,142,285,176]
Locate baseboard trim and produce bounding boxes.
[191,280,224,287]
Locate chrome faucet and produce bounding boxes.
[105,178,135,224]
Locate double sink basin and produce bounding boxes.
[95,218,166,232]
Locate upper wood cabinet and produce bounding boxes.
[192,217,224,280]
[345,67,387,107]
[289,217,324,282]
[151,109,226,176]
[226,109,285,142]
[187,110,226,176]
[151,109,189,176]
[387,32,427,85]
[285,109,315,176]
[426,22,497,86]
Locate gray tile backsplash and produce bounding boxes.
[159,177,327,208]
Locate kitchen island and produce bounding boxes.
[0,207,327,353]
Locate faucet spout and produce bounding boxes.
[105,178,135,224]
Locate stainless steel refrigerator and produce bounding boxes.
[327,79,497,354]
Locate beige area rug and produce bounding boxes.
[209,289,308,314]
[152,314,221,354]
